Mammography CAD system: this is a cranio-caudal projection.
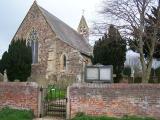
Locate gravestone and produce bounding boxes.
[3,70,8,82]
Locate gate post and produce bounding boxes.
[38,86,42,117]
[66,85,71,120]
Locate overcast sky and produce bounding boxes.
[0,0,102,58]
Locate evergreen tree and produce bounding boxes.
[1,39,32,81]
[123,66,131,77]
[93,25,126,82]
[0,51,8,75]
[0,60,2,74]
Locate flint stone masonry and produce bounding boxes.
[0,82,39,117]
[68,83,160,119]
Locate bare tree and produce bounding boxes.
[99,0,159,83]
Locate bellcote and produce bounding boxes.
[77,15,89,42]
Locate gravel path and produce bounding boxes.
[33,116,64,120]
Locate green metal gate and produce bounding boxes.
[43,85,67,119]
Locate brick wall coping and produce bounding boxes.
[0,82,39,88]
[70,83,160,89]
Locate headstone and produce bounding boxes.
[3,70,8,82]
[76,74,81,82]
[14,79,20,82]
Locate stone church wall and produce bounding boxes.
[46,39,89,87]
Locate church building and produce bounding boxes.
[12,1,92,86]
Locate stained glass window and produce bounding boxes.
[27,28,38,64]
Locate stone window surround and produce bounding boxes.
[26,28,39,65]
[60,53,68,72]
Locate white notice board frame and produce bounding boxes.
[85,65,113,83]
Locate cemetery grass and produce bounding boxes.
[0,107,33,120]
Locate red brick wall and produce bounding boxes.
[68,83,160,119]
[0,82,39,117]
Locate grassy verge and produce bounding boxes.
[71,113,156,120]
[0,107,33,120]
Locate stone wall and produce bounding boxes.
[0,82,40,117]
[68,83,160,119]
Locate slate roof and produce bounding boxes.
[38,5,92,56]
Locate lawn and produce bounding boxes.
[0,107,33,120]
[45,85,66,100]
[71,114,156,120]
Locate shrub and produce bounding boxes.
[155,67,160,75]
[75,112,85,117]
[155,67,160,83]
[123,66,131,77]
[0,39,32,82]
[0,107,33,120]
[134,77,142,83]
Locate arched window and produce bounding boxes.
[60,54,67,71]
[27,28,38,64]
[63,55,67,69]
